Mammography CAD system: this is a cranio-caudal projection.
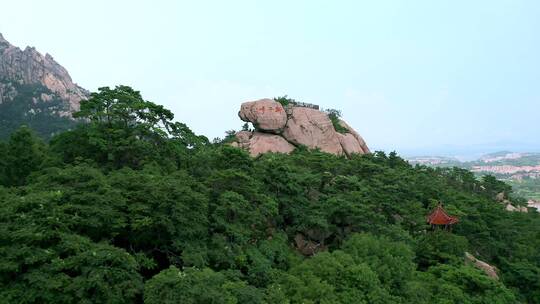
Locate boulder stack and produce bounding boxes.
[232,98,370,157]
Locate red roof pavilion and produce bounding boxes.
[427,204,459,226]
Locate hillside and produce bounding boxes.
[0,33,87,139]
[408,152,540,202]
[1,86,539,303]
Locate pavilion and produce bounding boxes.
[427,203,459,230]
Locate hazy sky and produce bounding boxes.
[1,0,539,155]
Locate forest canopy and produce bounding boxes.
[0,86,539,304]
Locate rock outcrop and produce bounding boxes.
[337,133,364,157]
[505,203,528,213]
[239,99,287,133]
[0,33,88,113]
[232,98,370,157]
[231,131,295,157]
[465,252,499,280]
[282,107,343,155]
[338,120,370,154]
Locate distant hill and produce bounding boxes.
[407,151,540,201]
[0,33,88,139]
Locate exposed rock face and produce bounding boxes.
[230,130,252,150]
[231,131,295,157]
[465,252,499,280]
[0,33,88,113]
[338,133,364,157]
[294,233,327,256]
[231,98,370,157]
[282,107,343,155]
[505,203,528,213]
[238,99,287,133]
[338,120,370,153]
[249,132,295,157]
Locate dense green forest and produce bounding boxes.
[1,86,539,304]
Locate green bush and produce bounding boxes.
[325,108,349,134]
[274,95,296,107]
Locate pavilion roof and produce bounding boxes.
[427,204,459,225]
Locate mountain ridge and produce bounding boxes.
[0,33,88,139]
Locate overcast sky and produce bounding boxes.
[1,0,539,156]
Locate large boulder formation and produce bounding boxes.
[231,98,370,157]
[231,131,295,157]
[239,98,287,133]
[337,133,364,157]
[230,130,252,150]
[248,132,296,157]
[282,107,343,155]
[338,120,370,154]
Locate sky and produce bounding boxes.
[1,0,539,156]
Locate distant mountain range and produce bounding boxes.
[0,33,88,139]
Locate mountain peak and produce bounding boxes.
[0,34,88,112]
[0,33,10,51]
[0,33,89,139]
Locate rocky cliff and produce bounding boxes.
[0,33,88,139]
[231,98,370,157]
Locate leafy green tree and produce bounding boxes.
[501,260,540,303]
[0,141,7,185]
[52,85,206,169]
[426,265,517,304]
[26,165,127,242]
[108,168,210,268]
[324,108,348,134]
[481,175,512,199]
[274,95,296,107]
[341,233,416,296]
[144,266,262,304]
[415,231,469,269]
[3,126,46,186]
[0,202,142,304]
[271,250,397,303]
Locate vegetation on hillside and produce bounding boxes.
[274,95,296,107]
[324,108,349,134]
[410,153,540,201]
[1,86,539,303]
[0,82,77,140]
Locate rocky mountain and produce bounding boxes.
[0,33,88,139]
[231,98,370,157]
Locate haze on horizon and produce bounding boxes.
[1,0,539,156]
